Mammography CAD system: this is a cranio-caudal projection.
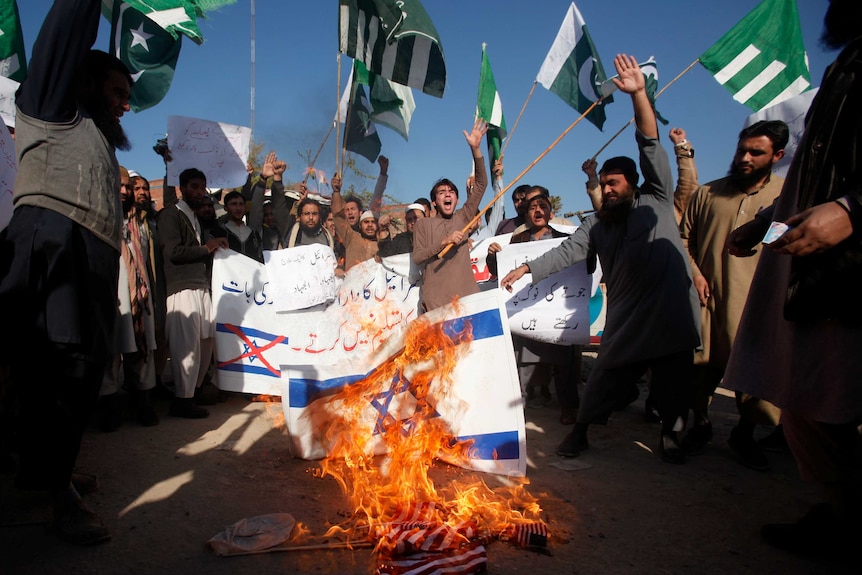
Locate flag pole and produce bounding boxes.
[499,81,537,158]
[438,99,602,259]
[335,53,343,174]
[590,58,701,160]
[302,120,337,185]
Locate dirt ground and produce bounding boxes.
[0,360,855,575]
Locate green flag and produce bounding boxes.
[339,0,446,98]
[700,0,810,111]
[0,0,26,82]
[353,60,415,141]
[598,57,669,125]
[536,2,612,130]
[110,0,182,112]
[339,67,381,163]
[101,0,237,46]
[476,45,506,171]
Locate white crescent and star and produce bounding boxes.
[129,22,153,52]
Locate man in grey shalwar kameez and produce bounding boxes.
[501,55,700,464]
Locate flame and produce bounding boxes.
[304,299,545,551]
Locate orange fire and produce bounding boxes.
[307,302,545,553]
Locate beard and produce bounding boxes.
[821,0,859,50]
[598,196,633,223]
[729,162,773,189]
[81,93,131,151]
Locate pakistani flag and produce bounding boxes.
[598,57,669,125]
[0,0,26,82]
[339,67,382,164]
[353,60,415,141]
[101,0,237,46]
[700,0,810,111]
[339,0,446,98]
[476,45,506,171]
[110,0,182,112]
[536,2,612,130]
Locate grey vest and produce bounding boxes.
[13,107,121,250]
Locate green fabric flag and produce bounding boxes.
[476,45,506,171]
[353,60,415,141]
[700,0,811,111]
[536,2,612,130]
[0,0,26,82]
[101,0,236,46]
[339,67,382,163]
[598,57,669,125]
[339,0,446,98]
[110,0,182,112]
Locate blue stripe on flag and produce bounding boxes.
[216,323,291,343]
[289,373,372,407]
[219,363,283,378]
[455,431,520,460]
[441,309,504,341]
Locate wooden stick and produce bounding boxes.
[335,53,342,172]
[590,58,701,161]
[220,539,375,557]
[499,81,537,158]
[302,120,336,185]
[437,99,601,259]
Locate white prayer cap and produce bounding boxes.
[406,203,425,214]
[360,210,375,221]
[128,170,140,178]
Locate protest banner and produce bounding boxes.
[212,250,421,395]
[263,244,338,312]
[283,290,526,477]
[0,75,18,129]
[166,115,251,188]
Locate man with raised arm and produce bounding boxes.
[412,119,489,312]
[0,0,134,545]
[501,55,700,464]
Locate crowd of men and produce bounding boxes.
[0,0,858,567]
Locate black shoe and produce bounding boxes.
[99,394,123,432]
[53,500,111,545]
[756,425,789,454]
[70,473,99,496]
[169,398,209,419]
[681,421,713,456]
[659,432,686,464]
[728,427,769,471]
[643,395,661,423]
[556,429,588,458]
[194,384,219,406]
[136,404,160,427]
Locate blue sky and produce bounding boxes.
[16,1,836,216]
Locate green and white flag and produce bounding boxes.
[0,0,26,82]
[101,0,236,46]
[598,57,669,125]
[476,44,506,171]
[339,0,446,98]
[700,0,810,112]
[536,2,612,130]
[353,60,415,141]
[110,0,182,112]
[338,67,382,164]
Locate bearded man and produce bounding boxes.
[679,121,788,462]
[501,55,700,464]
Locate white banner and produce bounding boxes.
[0,120,16,233]
[166,115,251,188]
[263,244,338,312]
[212,251,421,395]
[283,290,526,477]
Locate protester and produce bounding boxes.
[0,0,135,545]
[160,168,228,419]
[412,119,489,312]
[723,0,862,562]
[488,187,581,423]
[680,121,788,462]
[501,55,700,464]
[210,190,264,262]
[332,182,381,271]
[494,184,531,235]
[378,203,426,257]
[99,167,160,431]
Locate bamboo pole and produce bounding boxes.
[302,120,337,185]
[220,540,375,557]
[590,58,701,161]
[335,53,342,173]
[499,81,538,158]
[437,99,602,259]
